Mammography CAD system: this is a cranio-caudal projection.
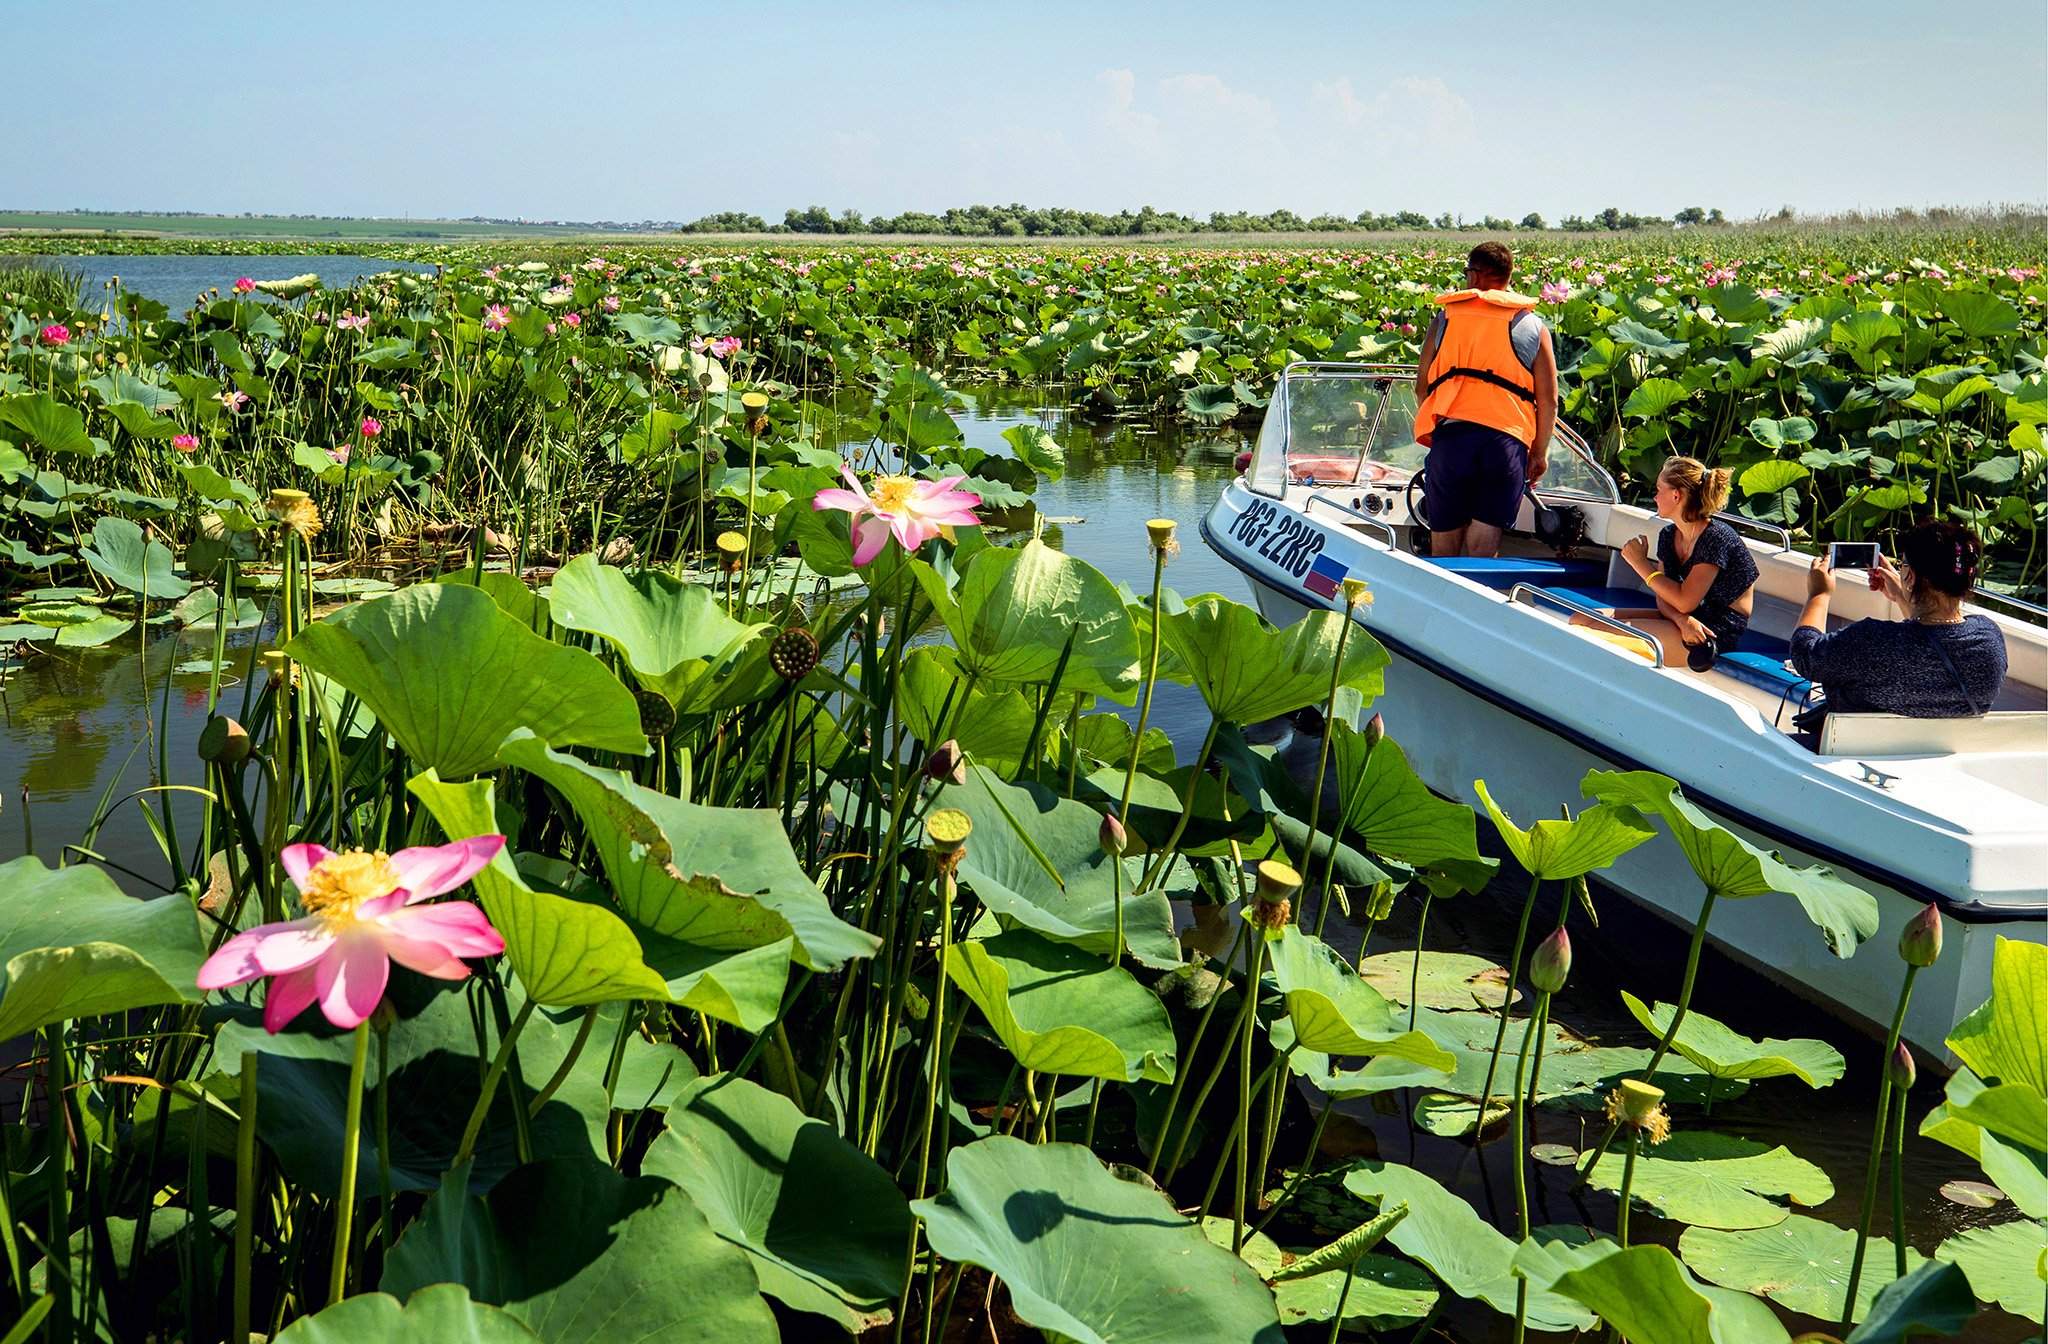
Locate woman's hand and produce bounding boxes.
[1870,554,1910,611]
[1621,535,1651,574]
[1807,551,1836,598]
[1679,615,1713,646]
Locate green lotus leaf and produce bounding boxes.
[0,392,94,455]
[934,765,1176,969]
[1337,1161,1595,1330]
[54,614,134,647]
[0,856,206,1040]
[1746,415,1817,450]
[497,732,876,972]
[1582,769,1880,955]
[1202,1214,1436,1332]
[1753,317,1829,363]
[80,515,190,599]
[1739,459,1811,497]
[1159,595,1387,724]
[947,930,1176,1083]
[913,1137,1287,1343]
[273,1284,541,1343]
[896,647,1038,775]
[380,1156,777,1344]
[1000,423,1065,481]
[1843,1260,1976,1343]
[1182,381,1240,422]
[1512,1238,1790,1344]
[1940,290,2023,340]
[917,539,1141,701]
[1679,1215,1924,1323]
[1358,952,1517,1012]
[1971,1128,2048,1220]
[1933,1219,2045,1323]
[285,584,646,779]
[546,554,775,712]
[1582,1130,1832,1230]
[643,1075,911,1330]
[1623,377,1691,419]
[1262,928,1454,1070]
[252,273,320,299]
[1331,728,1487,869]
[1474,781,1655,880]
[1620,993,1844,1087]
[1609,319,1688,358]
[437,570,550,630]
[1946,936,2045,1096]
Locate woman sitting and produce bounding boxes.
[1791,519,2007,718]
[1607,457,1759,668]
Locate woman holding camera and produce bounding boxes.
[1791,519,2007,718]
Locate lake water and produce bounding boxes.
[60,252,432,311]
[0,261,2029,1341]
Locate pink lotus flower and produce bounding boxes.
[602,295,621,313]
[172,433,199,452]
[1540,282,1572,304]
[813,467,981,566]
[359,416,381,438]
[39,323,70,346]
[329,443,352,464]
[335,310,370,331]
[562,311,581,328]
[233,276,256,294]
[219,389,251,411]
[483,303,509,331]
[692,334,742,359]
[197,839,507,1032]
[482,265,501,279]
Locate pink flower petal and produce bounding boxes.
[279,843,334,890]
[387,836,503,902]
[315,936,390,1030]
[812,488,867,514]
[918,475,969,496]
[380,902,507,958]
[377,932,473,980]
[251,924,337,976]
[850,515,891,566]
[197,927,274,990]
[891,513,936,552]
[263,965,322,1033]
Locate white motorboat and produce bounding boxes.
[1202,362,2048,1056]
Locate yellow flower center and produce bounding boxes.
[870,475,916,514]
[298,850,400,923]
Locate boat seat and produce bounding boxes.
[1534,587,1817,712]
[1538,584,1653,612]
[1427,555,1608,589]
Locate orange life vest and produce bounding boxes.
[1412,289,1542,448]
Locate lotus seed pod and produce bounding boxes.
[1145,518,1178,559]
[925,807,973,856]
[924,739,967,787]
[1898,903,1942,968]
[1365,712,1385,750]
[1614,1078,1664,1125]
[1888,1041,1917,1091]
[1529,926,1572,995]
[1341,577,1372,608]
[768,626,820,681]
[197,715,250,766]
[635,690,675,738]
[1249,859,1301,932]
[1099,811,1128,857]
[715,530,748,571]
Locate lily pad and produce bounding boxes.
[273,1284,542,1343]
[912,1137,1287,1343]
[0,856,207,1040]
[286,583,646,779]
[947,930,1177,1083]
[1934,1220,2046,1322]
[1359,951,1517,1011]
[1938,1180,2005,1209]
[1679,1214,1923,1323]
[1582,1130,1833,1230]
[1201,1216,1437,1331]
[381,1156,778,1343]
[1620,993,1844,1087]
[642,1075,911,1330]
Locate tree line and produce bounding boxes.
[664,203,1728,236]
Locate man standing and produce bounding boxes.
[1410,242,1558,558]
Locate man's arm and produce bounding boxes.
[1529,325,1557,483]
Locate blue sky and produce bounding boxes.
[6,0,2044,222]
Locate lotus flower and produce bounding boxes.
[336,310,370,331]
[233,276,256,293]
[482,304,510,331]
[812,467,981,566]
[38,323,71,346]
[172,433,199,452]
[197,839,506,1032]
[562,311,581,328]
[359,416,381,439]
[218,389,250,411]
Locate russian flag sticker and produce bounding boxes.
[1303,552,1347,599]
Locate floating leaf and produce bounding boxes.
[947,930,1176,1083]
[1679,1214,1922,1323]
[1620,993,1844,1087]
[1358,952,1516,1012]
[1582,1130,1833,1230]
[1933,1219,2045,1323]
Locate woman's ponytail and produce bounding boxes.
[1703,468,1732,518]
[1657,456,1729,522]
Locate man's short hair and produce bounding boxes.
[1467,242,1513,284]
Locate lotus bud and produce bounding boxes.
[1898,903,1942,968]
[1888,1041,1917,1091]
[1364,712,1385,750]
[768,626,820,681]
[925,808,973,872]
[1341,577,1372,609]
[1099,811,1128,857]
[1249,859,1301,934]
[1529,927,1572,995]
[196,714,250,766]
[924,739,967,787]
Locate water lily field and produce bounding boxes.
[0,238,2043,1342]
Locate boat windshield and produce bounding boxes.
[1246,364,1617,502]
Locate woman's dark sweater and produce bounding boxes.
[1790,614,2008,716]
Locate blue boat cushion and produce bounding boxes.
[1426,555,1608,589]
[1530,582,1815,711]
[1539,585,1655,612]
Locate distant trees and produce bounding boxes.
[709,203,1724,236]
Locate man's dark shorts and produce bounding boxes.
[1422,419,1527,531]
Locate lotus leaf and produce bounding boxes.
[0,392,94,455]
[381,1156,777,1344]
[285,584,646,779]
[546,555,775,711]
[1679,1215,1923,1323]
[1331,728,1487,868]
[1159,595,1387,724]
[1843,1260,1977,1343]
[499,732,874,971]
[918,539,1141,700]
[1946,936,2044,1095]
[1201,1216,1437,1331]
[897,647,1038,774]
[1261,928,1455,1070]
[81,515,190,598]
[1474,781,1655,880]
[1582,769,1880,955]
[913,1138,1287,1343]
[1337,1161,1595,1330]
[272,1285,541,1343]
[1582,1130,1832,1230]
[947,930,1176,1083]
[1620,993,1844,1087]
[1358,951,1517,1012]
[1933,1219,2046,1322]
[1511,1238,1790,1344]
[642,1075,911,1329]
[0,856,207,1040]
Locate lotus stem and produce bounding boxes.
[46,1023,71,1344]
[1478,869,1544,1122]
[1842,963,1920,1328]
[527,1005,600,1117]
[1134,717,1222,894]
[452,997,536,1168]
[234,1052,257,1344]
[1233,935,1269,1253]
[1887,1082,1909,1280]
[328,1021,371,1306]
[1162,927,1262,1181]
[1615,1129,1641,1248]
[376,1027,393,1254]
[1508,990,1550,1344]
[1116,544,1169,819]
[1408,890,1433,1033]
[1251,1086,1338,1241]
[1147,920,1250,1177]
[1301,608,1356,930]
[1325,1260,1361,1344]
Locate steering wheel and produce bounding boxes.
[1403,468,1432,532]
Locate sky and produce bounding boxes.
[5,0,2045,224]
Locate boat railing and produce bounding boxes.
[1305,492,1397,548]
[1715,512,1795,552]
[1972,588,2048,626]
[1508,583,1666,667]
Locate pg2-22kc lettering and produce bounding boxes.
[1228,499,1327,580]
